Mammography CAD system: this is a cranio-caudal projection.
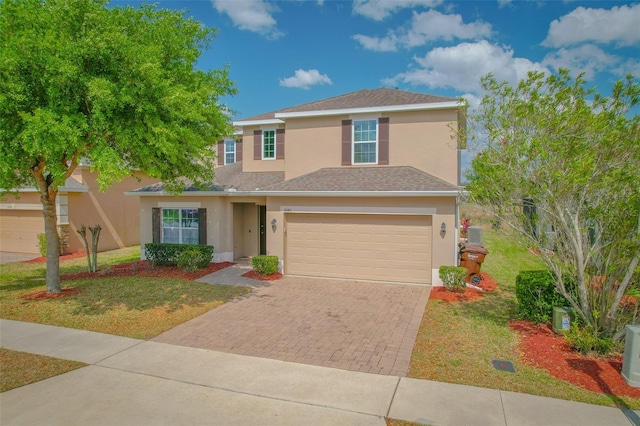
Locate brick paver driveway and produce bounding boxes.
[153,269,430,376]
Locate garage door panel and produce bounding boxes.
[0,210,43,254]
[285,213,431,284]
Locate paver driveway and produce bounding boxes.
[153,264,431,376]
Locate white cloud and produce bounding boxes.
[383,40,549,93]
[497,0,512,8]
[542,44,620,80]
[543,4,640,47]
[352,0,442,21]
[211,0,283,39]
[279,69,333,89]
[353,10,491,51]
[352,33,399,52]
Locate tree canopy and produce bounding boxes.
[466,69,639,342]
[0,0,236,293]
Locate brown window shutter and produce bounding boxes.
[342,119,352,166]
[253,130,261,160]
[276,129,285,160]
[152,208,161,243]
[236,139,243,161]
[378,117,389,165]
[198,208,207,245]
[217,140,224,165]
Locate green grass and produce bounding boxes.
[0,247,250,339]
[0,348,86,392]
[409,227,640,409]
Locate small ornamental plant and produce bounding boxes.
[439,266,467,293]
[460,218,471,239]
[252,255,279,275]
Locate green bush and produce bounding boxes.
[176,248,211,272]
[439,266,467,292]
[565,322,617,356]
[144,243,213,267]
[515,270,569,323]
[252,255,279,275]
[37,233,65,256]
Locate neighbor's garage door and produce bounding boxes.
[285,213,432,284]
[0,210,43,254]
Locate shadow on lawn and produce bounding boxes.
[455,289,518,327]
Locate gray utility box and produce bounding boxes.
[622,324,640,387]
[467,226,483,245]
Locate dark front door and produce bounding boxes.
[258,205,267,255]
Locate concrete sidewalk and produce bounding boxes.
[1,319,638,425]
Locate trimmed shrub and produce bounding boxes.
[144,243,214,267]
[176,248,211,272]
[515,270,569,323]
[252,255,279,275]
[439,266,467,292]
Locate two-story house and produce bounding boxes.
[130,88,464,285]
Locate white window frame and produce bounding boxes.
[224,139,236,165]
[161,208,199,244]
[262,129,276,160]
[352,119,378,165]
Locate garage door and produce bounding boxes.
[285,213,432,284]
[0,210,43,254]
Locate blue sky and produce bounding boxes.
[114,0,640,119]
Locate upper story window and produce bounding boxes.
[262,130,276,159]
[353,119,377,164]
[224,139,236,164]
[162,208,199,244]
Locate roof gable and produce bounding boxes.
[236,88,459,123]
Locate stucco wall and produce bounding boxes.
[68,169,159,253]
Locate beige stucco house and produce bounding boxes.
[130,88,465,285]
[0,167,159,254]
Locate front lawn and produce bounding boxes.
[0,348,86,392]
[408,228,640,409]
[0,247,249,339]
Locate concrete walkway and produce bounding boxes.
[1,319,638,426]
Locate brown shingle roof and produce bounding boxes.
[132,162,284,193]
[260,166,459,192]
[239,88,457,122]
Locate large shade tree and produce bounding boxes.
[466,69,639,342]
[0,0,236,293]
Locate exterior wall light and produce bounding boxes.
[440,222,446,238]
[271,218,277,232]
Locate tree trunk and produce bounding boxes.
[42,193,61,294]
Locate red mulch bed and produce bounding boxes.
[429,272,498,302]
[25,252,87,263]
[242,270,283,281]
[61,261,234,281]
[510,320,640,398]
[20,287,83,301]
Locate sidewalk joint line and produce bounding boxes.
[386,376,402,418]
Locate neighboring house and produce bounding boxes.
[0,166,159,254]
[130,88,465,285]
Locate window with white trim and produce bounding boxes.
[224,139,236,164]
[262,130,275,159]
[353,119,377,164]
[162,208,199,244]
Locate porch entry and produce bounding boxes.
[232,203,266,260]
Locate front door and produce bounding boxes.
[258,205,267,255]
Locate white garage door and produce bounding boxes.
[0,210,43,254]
[285,213,432,284]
